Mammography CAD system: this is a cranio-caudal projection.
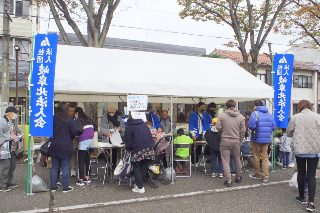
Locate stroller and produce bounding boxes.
[148,134,172,188]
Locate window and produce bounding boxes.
[293,104,298,115]
[8,0,30,17]
[0,37,14,59]
[15,38,30,60]
[257,74,266,83]
[293,75,312,88]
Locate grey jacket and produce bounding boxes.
[279,133,291,152]
[100,115,125,142]
[287,109,320,154]
[0,117,22,159]
[159,116,176,134]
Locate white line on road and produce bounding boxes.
[12,180,290,213]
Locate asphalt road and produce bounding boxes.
[1,158,319,213]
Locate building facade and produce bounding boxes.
[213,49,319,118]
[0,0,38,114]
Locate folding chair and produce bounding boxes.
[173,143,192,178]
[87,147,111,186]
[198,144,212,175]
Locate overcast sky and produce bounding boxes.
[40,0,298,54]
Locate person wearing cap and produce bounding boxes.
[0,106,23,192]
[159,109,176,134]
[145,103,162,132]
[100,105,125,143]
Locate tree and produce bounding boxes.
[36,0,121,124]
[178,0,288,76]
[277,0,320,47]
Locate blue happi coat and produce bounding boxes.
[150,112,161,129]
[189,112,210,138]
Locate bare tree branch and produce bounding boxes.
[258,0,287,48]
[194,2,232,26]
[255,0,269,46]
[99,0,120,47]
[56,0,88,46]
[47,0,70,45]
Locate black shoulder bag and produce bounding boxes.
[251,111,259,140]
[40,121,61,156]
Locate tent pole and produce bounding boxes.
[170,95,174,183]
[268,43,275,172]
[27,35,35,195]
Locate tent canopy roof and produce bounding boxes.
[54,45,274,104]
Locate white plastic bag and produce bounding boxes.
[289,172,298,188]
[114,159,123,176]
[110,130,123,146]
[32,175,49,193]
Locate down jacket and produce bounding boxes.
[248,106,276,143]
[287,109,320,154]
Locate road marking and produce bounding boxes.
[12,180,290,213]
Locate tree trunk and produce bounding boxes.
[83,102,98,128]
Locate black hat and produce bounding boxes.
[5,106,20,113]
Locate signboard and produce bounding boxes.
[273,54,294,128]
[127,95,148,111]
[30,34,58,137]
[131,111,147,122]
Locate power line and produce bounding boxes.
[1,14,318,50]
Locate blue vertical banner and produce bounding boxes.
[30,34,58,137]
[273,54,294,128]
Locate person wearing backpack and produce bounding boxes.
[207,118,223,178]
[248,100,275,182]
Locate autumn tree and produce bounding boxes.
[178,0,287,76]
[277,0,320,47]
[36,0,121,124]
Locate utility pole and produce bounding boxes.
[1,0,10,106]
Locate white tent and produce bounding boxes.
[52,45,275,184]
[54,45,274,103]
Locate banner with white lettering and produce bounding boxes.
[273,54,294,128]
[30,34,58,137]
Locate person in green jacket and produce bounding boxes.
[174,128,193,174]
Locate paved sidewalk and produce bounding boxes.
[0,158,305,213]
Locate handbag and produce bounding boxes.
[251,111,259,140]
[40,121,61,156]
[120,153,133,177]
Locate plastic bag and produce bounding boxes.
[289,172,298,188]
[32,175,49,193]
[110,130,123,146]
[114,160,123,176]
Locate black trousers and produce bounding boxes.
[296,156,319,203]
[191,134,202,164]
[132,159,151,189]
[78,150,90,179]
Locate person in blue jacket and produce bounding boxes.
[248,100,276,182]
[189,102,210,164]
[204,102,216,129]
[145,103,162,132]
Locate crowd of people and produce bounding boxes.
[0,99,319,212]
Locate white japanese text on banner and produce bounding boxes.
[273,54,294,128]
[30,34,58,137]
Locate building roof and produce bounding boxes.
[213,49,318,71]
[58,33,206,56]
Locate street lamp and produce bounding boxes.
[14,45,20,106]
